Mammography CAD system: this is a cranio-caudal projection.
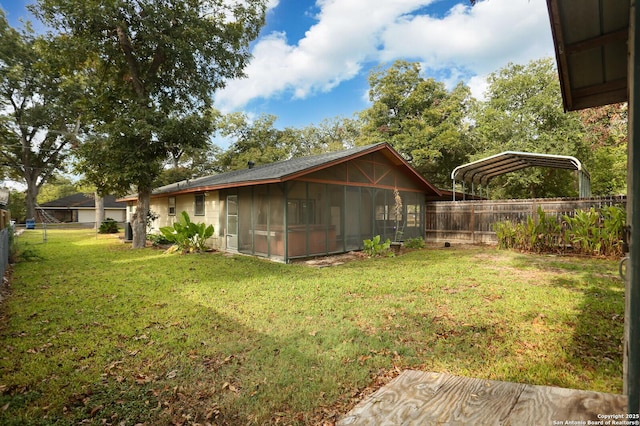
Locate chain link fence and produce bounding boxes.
[0,228,8,282]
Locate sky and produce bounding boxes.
[0,0,555,130]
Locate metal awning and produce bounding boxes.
[451,151,591,199]
[547,0,630,111]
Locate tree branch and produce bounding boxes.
[148,49,165,77]
[116,24,145,98]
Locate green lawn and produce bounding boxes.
[0,230,625,425]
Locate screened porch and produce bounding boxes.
[229,181,426,262]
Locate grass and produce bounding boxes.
[0,230,625,425]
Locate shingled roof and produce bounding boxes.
[120,143,441,201]
[39,193,126,209]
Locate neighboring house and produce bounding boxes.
[38,193,126,223]
[120,143,445,262]
[0,188,8,230]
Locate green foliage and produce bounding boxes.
[35,0,267,247]
[357,60,473,188]
[98,218,119,234]
[214,113,295,172]
[404,237,426,249]
[495,205,626,257]
[580,104,628,196]
[147,232,173,246]
[363,235,393,257]
[0,11,82,219]
[159,211,214,253]
[471,58,589,199]
[7,190,26,223]
[600,205,627,256]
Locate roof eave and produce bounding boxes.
[118,143,442,202]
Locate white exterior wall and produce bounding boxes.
[148,191,223,250]
[77,208,125,223]
[105,209,126,222]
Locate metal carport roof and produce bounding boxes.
[450,151,591,199]
[547,0,629,111]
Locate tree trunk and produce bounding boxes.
[131,187,150,248]
[24,179,38,221]
[94,193,105,230]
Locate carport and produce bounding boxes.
[450,151,591,200]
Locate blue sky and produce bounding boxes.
[1,0,555,130]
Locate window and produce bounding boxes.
[168,197,176,216]
[194,194,205,216]
[407,204,421,227]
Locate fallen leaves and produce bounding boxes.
[134,374,153,385]
[221,382,239,393]
[25,342,53,354]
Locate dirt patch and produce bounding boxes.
[293,251,368,267]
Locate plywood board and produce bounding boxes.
[338,371,627,425]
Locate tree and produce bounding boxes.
[579,103,627,196]
[0,11,82,221]
[35,0,267,248]
[358,60,474,188]
[292,117,362,158]
[214,113,294,172]
[7,190,26,223]
[471,58,588,199]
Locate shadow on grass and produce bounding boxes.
[0,297,346,425]
[508,255,624,392]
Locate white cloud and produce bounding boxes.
[214,0,554,111]
[381,0,552,76]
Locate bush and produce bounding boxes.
[159,211,214,253]
[494,205,626,257]
[98,218,119,234]
[363,235,393,257]
[147,233,173,246]
[404,237,426,249]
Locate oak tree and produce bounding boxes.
[34,0,267,247]
[358,60,474,188]
[0,11,82,220]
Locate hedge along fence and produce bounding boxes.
[494,204,627,257]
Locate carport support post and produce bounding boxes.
[627,0,640,415]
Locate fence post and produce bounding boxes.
[470,202,476,244]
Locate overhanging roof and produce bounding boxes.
[547,0,630,111]
[451,151,589,186]
[119,143,442,201]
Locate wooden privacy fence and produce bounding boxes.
[425,196,627,245]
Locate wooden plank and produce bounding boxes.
[338,371,627,426]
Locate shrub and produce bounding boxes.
[363,235,393,257]
[494,204,626,257]
[98,218,119,234]
[404,237,426,249]
[147,233,173,246]
[159,211,214,253]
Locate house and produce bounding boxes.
[120,143,444,262]
[38,193,126,223]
